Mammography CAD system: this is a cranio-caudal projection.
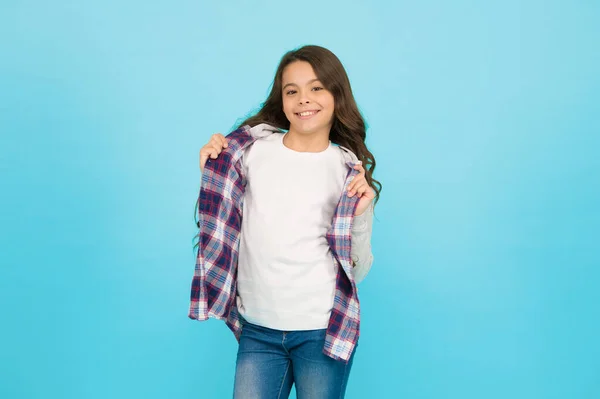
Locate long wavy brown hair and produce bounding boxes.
[239,45,382,203]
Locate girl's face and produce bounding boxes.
[281,61,335,136]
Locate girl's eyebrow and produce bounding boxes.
[282,78,320,90]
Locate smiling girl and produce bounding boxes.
[191,45,381,399]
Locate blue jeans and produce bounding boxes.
[233,319,357,399]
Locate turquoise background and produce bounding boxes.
[1,1,599,398]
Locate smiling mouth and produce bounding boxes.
[295,110,320,119]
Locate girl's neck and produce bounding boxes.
[284,128,331,153]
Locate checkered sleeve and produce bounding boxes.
[188,137,246,321]
[324,163,362,362]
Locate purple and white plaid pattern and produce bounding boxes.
[189,125,361,362]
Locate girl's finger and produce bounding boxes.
[200,148,212,158]
[355,184,368,197]
[352,181,366,193]
[359,181,371,195]
[210,136,223,148]
[347,179,358,194]
[217,134,228,148]
[211,133,227,148]
[347,181,364,197]
[350,176,367,190]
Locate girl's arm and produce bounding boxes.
[351,201,374,283]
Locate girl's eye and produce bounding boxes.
[312,86,324,91]
[285,90,297,95]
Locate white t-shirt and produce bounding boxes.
[236,132,348,330]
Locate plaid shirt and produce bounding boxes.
[188,124,362,363]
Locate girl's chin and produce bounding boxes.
[289,121,332,134]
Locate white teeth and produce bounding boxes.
[299,111,317,116]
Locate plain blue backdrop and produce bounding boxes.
[1,1,599,398]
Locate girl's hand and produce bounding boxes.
[346,162,375,215]
[199,133,228,172]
